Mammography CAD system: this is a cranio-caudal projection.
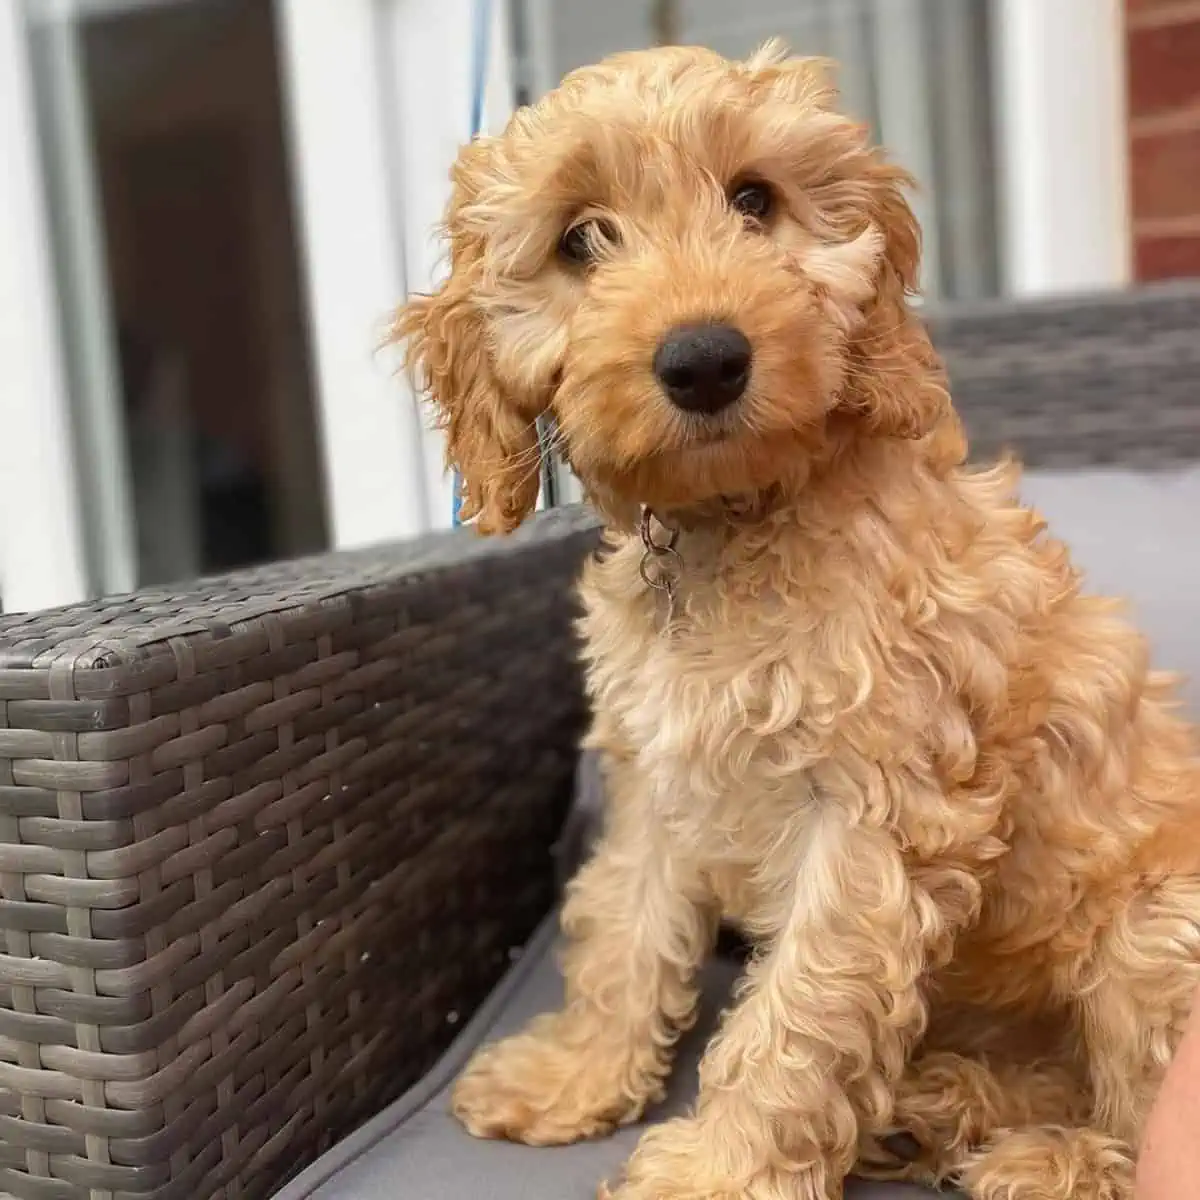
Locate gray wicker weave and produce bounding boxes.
[0,280,1197,1199]
[0,508,597,1199]
[929,279,1200,468]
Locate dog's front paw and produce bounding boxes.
[601,1117,837,1200]
[856,1128,937,1185]
[451,1014,653,1146]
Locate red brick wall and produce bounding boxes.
[1126,0,1200,279]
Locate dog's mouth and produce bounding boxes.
[666,386,754,450]
[685,418,738,446]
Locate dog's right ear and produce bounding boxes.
[392,237,541,536]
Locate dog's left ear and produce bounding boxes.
[842,162,949,441]
[747,43,948,442]
[392,206,543,535]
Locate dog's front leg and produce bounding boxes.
[452,749,714,1146]
[608,817,949,1200]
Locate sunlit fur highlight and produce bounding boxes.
[394,41,1200,1200]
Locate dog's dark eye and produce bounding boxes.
[730,180,774,224]
[559,218,618,266]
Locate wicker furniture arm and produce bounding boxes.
[0,507,598,1200]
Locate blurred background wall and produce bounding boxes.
[0,0,1190,613]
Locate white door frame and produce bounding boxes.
[276,0,517,546]
[27,0,138,598]
[524,0,1132,301]
[0,1,90,613]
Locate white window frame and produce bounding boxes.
[991,0,1132,296]
[277,0,518,546]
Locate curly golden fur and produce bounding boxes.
[393,41,1200,1200]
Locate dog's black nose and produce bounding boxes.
[653,323,752,414]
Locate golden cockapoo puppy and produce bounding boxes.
[394,41,1200,1200]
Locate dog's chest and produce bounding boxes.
[580,535,857,834]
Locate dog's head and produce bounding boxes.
[394,41,950,533]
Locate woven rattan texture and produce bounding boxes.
[0,507,599,1200]
[929,279,1200,469]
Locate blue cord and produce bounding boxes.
[469,0,491,148]
[452,0,492,528]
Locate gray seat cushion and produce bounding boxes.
[277,915,940,1199]
[1020,468,1200,712]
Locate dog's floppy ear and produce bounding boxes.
[842,162,949,441]
[746,43,947,442]
[392,227,541,536]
